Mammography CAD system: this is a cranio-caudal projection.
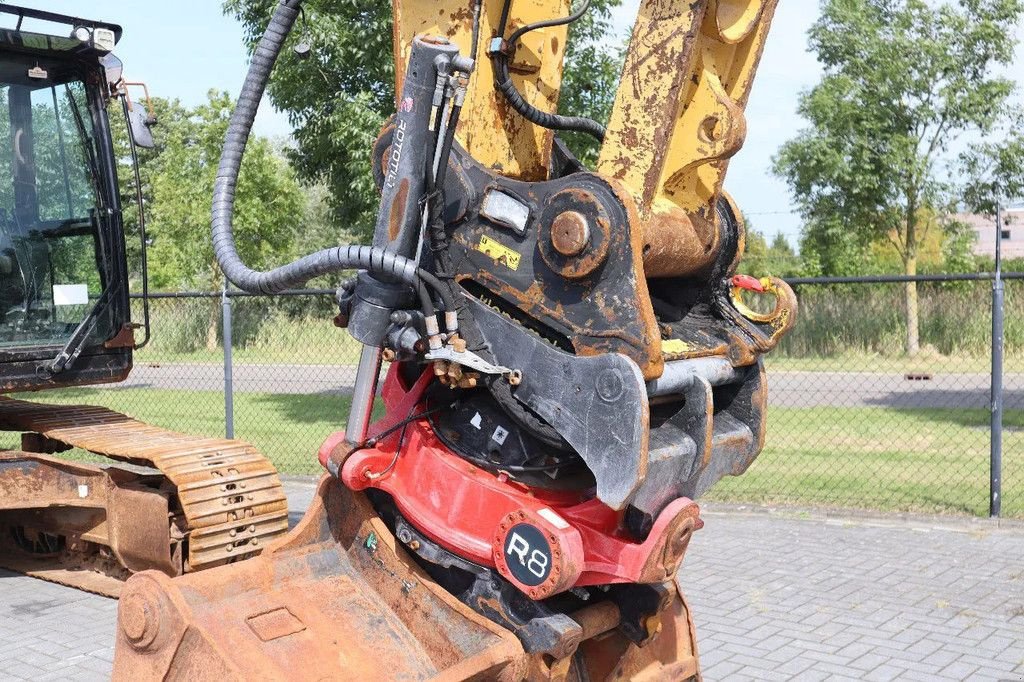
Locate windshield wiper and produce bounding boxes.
[48,287,110,374]
[64,84,104,208]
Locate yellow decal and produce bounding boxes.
[477,235,521,271]
[662,339,690,355]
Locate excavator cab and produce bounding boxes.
[0,6,290,597]
[0,6,145,391]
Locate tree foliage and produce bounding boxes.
[110,91,304,348]
[773,0,1024,352]
[225,0,623,242]
[129,91,303,290]
[739,229,804,278]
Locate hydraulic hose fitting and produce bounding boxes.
[425,315,443,351]
[444,311,459,334]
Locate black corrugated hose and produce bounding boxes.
[210,0,449,316]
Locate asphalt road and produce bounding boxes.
[112,362,1024,409]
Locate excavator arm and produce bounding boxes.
[113,1,796,680]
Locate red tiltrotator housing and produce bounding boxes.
[319,364,703,599]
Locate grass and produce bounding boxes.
[765,353,1024,374]
[11,386,1020,518]
[707,406,1023,517]
[7,387,358,476]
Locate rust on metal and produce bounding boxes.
[112,477,529,680]
[113,477,703,681]
[0,453,175,596]
[550,211,590,257]
[103,323,138,349]
[597,0,780,280]
[0,397,289,593]
[392,0,571,181]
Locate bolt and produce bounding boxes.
[120,592,160,650]
[551,211,590,257]
[382,348,397,362]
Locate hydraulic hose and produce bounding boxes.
[211,0,427,297]
[491,0,605,142]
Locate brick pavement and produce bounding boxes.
[681,508,1024,681]
[1,482,1023,681]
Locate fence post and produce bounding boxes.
[991,202,1004,518]
[222,281,235,439]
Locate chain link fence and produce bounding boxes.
[13,274,1021,517]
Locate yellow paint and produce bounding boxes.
[598,0,777,221]
[477,235,522,271]
[662,339,691,355]
[391,0,571,181]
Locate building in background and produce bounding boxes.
[954,209,1024,258]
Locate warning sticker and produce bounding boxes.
[491,425,509,445]
[477,235,521,271]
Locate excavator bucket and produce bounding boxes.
[112,476,701,681]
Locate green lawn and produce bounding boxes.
[9,388,1019,517]
[8,387,358,476]
[708,406,1022,517]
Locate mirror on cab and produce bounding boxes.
[126,106,155,149]
[101,54,156,149]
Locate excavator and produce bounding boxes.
[114,0,797,679]
[0,5,290,596]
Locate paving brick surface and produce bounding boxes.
[681,508,1024,681]
[2,482,1023,681]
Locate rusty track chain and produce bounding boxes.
[0,397,289,571]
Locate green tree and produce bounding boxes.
[554,2,625,166]
[225,0,623,242]
[739,226,804,278]
[141,91,304,348]
[109,96,189,289]
[773,0,1024,354]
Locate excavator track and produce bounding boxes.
[0,396,289,595]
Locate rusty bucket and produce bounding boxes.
[112,476,700,681]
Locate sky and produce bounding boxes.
[2,1,292,139]
[617,1,822,242]
[6,1,1021,245]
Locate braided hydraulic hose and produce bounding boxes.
[210,0,435,301]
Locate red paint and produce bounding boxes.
[322,365,703,599]
[731,274,765,292]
